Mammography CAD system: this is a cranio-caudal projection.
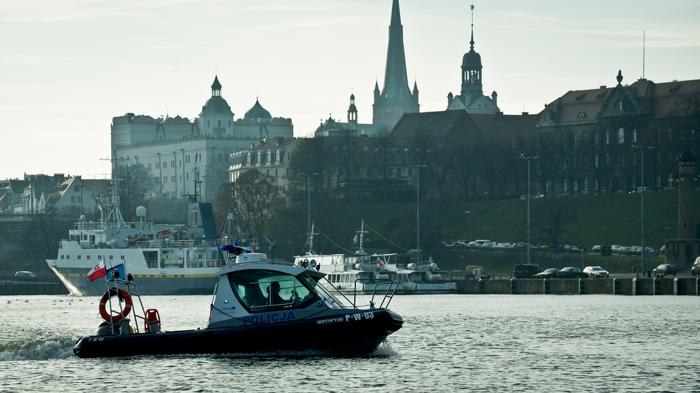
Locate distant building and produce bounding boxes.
[372,0,420,133]
[389,110,537,199]
[0,174,108,216]
[228,138,300,192]
[111,76,293,202]
[446,5,500,114]
[537,71,700,195]
[315,95,383,138]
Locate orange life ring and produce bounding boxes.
[99,288,133,323]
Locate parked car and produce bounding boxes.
[692,258,700,276]
[513,264,541,279]
[583,266,609,278]
[652,264,677,277]
[558,267,588,279]
[534,268,559,278]
[14,271,37,281]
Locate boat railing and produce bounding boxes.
[73,221,154,231]
[355,279,397,310]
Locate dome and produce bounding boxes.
[315,117,344,133]
[201,96,232,115]
[462,49,482,69]
[244,99,272,121]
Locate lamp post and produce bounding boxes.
[633,145,655,274]
[520,154,539,265]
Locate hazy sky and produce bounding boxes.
[1,0,699,179]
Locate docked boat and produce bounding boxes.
[46,181,224,296]
[293,221,457,295]
[72,246,403,358]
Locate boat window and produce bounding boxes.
[298,273,348,309]
[228,269,316,313]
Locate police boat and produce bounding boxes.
[73,245,403,358]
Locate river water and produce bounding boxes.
[0,294,698,392]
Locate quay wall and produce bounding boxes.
[0,281,68,296]
[454,277,699,296]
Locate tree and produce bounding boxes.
[215,170,284,240]
[536,199,577,253]
[114,164,154,221]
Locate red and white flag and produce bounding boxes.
[87,261,107,282]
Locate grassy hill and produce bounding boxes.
[281,189,694,274]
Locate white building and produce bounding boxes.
[111,76,294,202]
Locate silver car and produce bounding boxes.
[583,266,609,278]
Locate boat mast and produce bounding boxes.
[99,176,126,230]
[355,219,369,256]
[306,221,318,256]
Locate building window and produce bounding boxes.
[605,130,610,145]
[618,128,625,144]
[668,128,673,141]
[218,120,222,127]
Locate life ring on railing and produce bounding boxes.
[99,288,133,323]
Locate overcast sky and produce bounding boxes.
[1,0,699,179]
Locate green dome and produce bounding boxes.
[244,99,272,120]
[201,96,232,115]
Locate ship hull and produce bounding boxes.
[49,266,217,296]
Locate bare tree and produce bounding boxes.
[215,169,284,240]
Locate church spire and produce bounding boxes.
[469,4,475,50]
[382,0,410,99]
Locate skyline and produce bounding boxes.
[1,0,699,179]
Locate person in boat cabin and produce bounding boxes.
[268,281,284,305]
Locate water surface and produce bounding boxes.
[1,295,698,392]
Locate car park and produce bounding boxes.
[513,264,541,279]
[558,267,588,279]
[652,264,677,277]
[583,266,609,278]
[534,268,559,278]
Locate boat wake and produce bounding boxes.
[370,341,398,357]
[0,336,77,361]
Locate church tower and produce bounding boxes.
[461,5,482,98]
[372,0,419,132]
[447,5,500,114]
[348,94,358,124]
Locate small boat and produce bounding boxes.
[72,246,403,358]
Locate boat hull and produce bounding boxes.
[73,309,403,358]
[49,265,218,296]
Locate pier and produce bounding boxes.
[455,277,700,296]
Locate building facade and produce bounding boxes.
[111,76,293,202]
[228,138,300,192]
[537,71,700,195]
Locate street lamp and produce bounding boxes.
[632,145,655,274]
[520,154,539,265]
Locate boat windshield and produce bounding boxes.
[228,269,317,312]
[297,273,351,309]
